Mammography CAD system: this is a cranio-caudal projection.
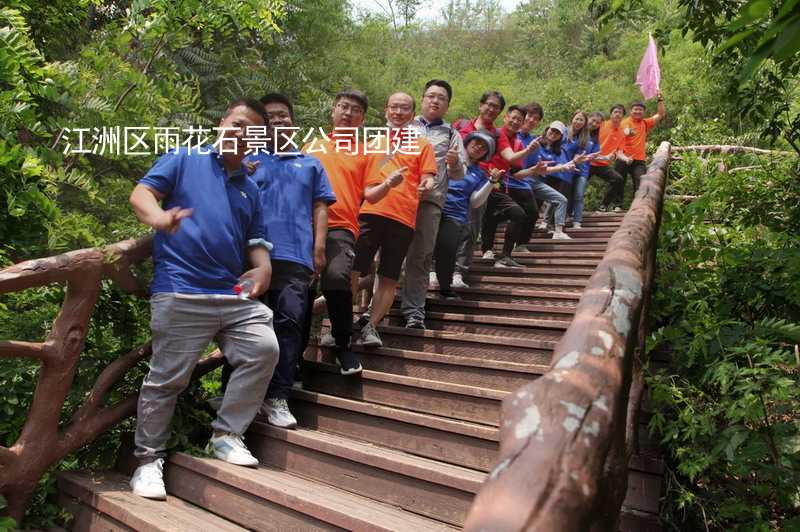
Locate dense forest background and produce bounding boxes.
[1,0,799,530]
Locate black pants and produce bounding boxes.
[434,217,467,291]
[590,165,625,207]
[320,229,356,347]
[481,190,526,258]
[615,159,647,198]
[507,188,538,245]
[221,260,312,400]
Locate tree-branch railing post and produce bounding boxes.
[0,237,163,522]
[464,142,671,532]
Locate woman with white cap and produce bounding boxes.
[433,130,499,298]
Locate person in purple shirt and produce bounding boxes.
[221,93,336,431]
[128,98,280,500]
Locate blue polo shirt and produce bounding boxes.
[139,146,268,295]
[565,137,599,178]
[442,164,488,225]
[527,144,573,184]
[248,151,336,271]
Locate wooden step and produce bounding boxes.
[323,324,556,364]
[386,308,571,331]
[421,297,576,319]
[247,424,484,526]
[289,389,499,471]
[466,264,598,277]
[473,250,605,259]
[306,344,547,392]
[461,274,588,289]
[424,285,582,305]
[383,313,568,340]
[301,360,504,425]
[164,453,457,531]
[57,470,246,532]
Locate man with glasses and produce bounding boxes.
[456,92,539,269]
[397,79,467,329]
[305,89,404,374]
[351,92,437,345]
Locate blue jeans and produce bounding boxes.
[570,175,589,223]
[530,180,567,226]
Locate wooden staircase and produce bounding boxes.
[57,212,662,531]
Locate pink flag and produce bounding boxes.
[636,34,661,100]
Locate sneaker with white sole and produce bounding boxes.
[482,250,495,260]
[573,222,582,229]
[451,272,469,288]
[428,271,440,290]
[208,433,259,467]
[335,348,362,375]
[494,256,524,268]
[552,231,572,240]
[261,398,297,429]
[355,322,382,347]
[319,333,335,347]
[405,317,426,329]
[535,221,548,230]
[613,206,623,213]
[130,458,166,500]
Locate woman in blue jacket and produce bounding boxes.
[565,110,599,228]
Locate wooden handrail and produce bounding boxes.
[464,141,671,531]
[0,236,223,522]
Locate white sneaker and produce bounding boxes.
[319,333,335,347]
[552,231,572,240]
[130,459,166,500]
[535,221,548,230]
[261,398,297,429]
[482,250,495,260]
[572,222,582,229]
[451,272,469,288]
[208,433,259,467]
[613,206,623,213]
[428,271,440,290]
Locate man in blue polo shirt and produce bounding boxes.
[240,92,335,429]
[128,98,280,500]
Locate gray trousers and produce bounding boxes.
[400,202,442,322]
[135,293,279,461]
[455,203,486,275]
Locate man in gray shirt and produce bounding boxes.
[400,79,467,329]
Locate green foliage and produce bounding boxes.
[649,152,800,530]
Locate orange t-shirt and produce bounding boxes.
[592,120,625,168]
[621,116,657,161]
[359,130,437,229]
[304,131,377,238]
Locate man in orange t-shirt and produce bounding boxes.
[616,90,666,195]
[304,89,405,375]
[589,104,627,211]
[352,92,437,348]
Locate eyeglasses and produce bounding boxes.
[388,105,413,113]
[335,102,365,115]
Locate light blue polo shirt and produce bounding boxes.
[249,151,336,271]
[442,164,488,225]
[139,146,268,295]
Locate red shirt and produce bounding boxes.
[458,118,513,173]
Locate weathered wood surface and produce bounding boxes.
[464,142,671,532]
[672,144,795,156]
[0,236,224,522]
